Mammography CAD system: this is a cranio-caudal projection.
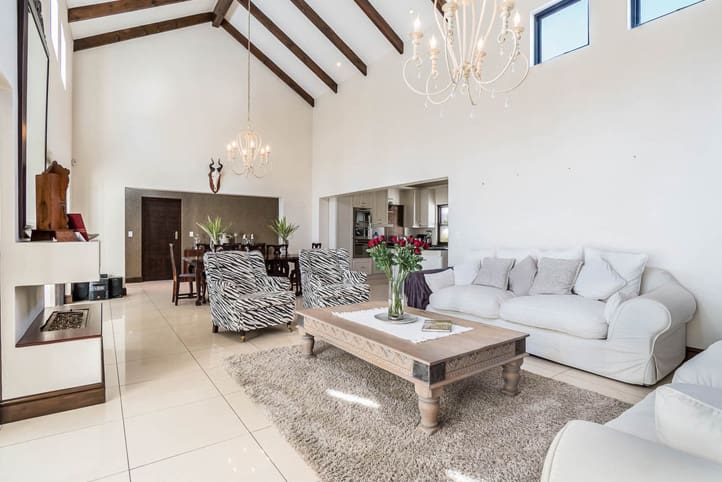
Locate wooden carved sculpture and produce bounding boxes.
[33,161,76,241]
[208,158,223,194]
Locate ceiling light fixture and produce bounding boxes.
[226,1,270,177]
[403,0,529,107]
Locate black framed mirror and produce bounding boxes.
[18,0,50,239]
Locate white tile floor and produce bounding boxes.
[0,279,660,481]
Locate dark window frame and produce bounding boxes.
[533,0,589,65]
[437,204,448,246]
[631,0,705,28]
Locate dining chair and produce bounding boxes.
[312,243,322,249]
[170,243,196,305]
[184,247,206,302]
[266,244,289,276]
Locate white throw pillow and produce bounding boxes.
[473,257,515,290]
[538,247,583,261]
[655,385,722,465]
[585,248,648,297]
[604,291,633,323]
[573,258,627,300]
[454,261,480,286]
[424,269,455,293]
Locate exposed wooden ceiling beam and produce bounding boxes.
[288,0,367,76]
[236,0,337,93]
[353,0,403,54]
[221,20,315,107]
[212,0,234,27]
[74,12,212,51]
[68,0,191,23]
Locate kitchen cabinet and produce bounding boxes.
[371,191,388,225]
[387,188,401,205]
[352,193,372,209]
[401,189,436,228]
[352,258,373,275]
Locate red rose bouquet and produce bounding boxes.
[367,235,430,320]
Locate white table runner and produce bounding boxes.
[331,307,472,344]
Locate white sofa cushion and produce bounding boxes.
[429,285,514,319]
[573,258,626,300]
[673,340,722,389]
[606,383,722,443]
[656,385,722,465]
[497,248,539,261]
[424,269,454,293]
[453,261,480,286]
[539,247,583,260]
[603,291,633,323]
[585,248,649,297]
[500,295,608,339]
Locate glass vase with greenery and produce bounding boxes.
[367,236,428,320]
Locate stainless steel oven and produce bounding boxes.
[353,238,370,258]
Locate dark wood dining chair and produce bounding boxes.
[170,243,196,305]
[184,247,206,302]
[266,244,289,276]
[312,243,322,249]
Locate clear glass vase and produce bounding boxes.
[388,267,408,320]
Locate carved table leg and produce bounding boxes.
[501,358,523,396]
[415,385,444,435]
[302,333,315,357]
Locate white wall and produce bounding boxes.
[1,0,80,399]
[72,24,314,276]
[312,0,722,348]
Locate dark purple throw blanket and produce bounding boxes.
[404,268,452,309]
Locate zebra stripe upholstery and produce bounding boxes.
[299,248,370,309]
[204,251,296,334]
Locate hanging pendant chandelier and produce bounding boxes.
[402,0,529,107]
[227,0,270,177]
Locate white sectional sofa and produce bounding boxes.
[424,247,696,385]
[541,341,722,481]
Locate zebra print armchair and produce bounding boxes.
[299,248,370,309]
[204,251,296,341]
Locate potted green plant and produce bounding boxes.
[268,216,300,248]
[197,216,231,250]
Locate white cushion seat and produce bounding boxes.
[428,285,514,319]
[499,295,608,339]
[673,340,722,388]
[605,383,722,444]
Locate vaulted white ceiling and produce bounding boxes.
[66,0,443,103]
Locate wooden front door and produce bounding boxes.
[141,197,181,281]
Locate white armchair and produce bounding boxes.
[541,420,722,482]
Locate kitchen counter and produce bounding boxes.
[420,249,449,270]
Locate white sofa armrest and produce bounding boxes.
[607,279,696,342]
[541,421,722,482]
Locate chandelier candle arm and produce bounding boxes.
[405,0,528,107]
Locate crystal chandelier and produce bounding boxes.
[403,0,529,106]
[226,0,270,177]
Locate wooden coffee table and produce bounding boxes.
[297,302,529,434]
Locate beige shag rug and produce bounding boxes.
[225,343,629,482]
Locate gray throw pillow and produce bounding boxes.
[473,257,515,290]
[529,258,582,295]
[508,256,537,296]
